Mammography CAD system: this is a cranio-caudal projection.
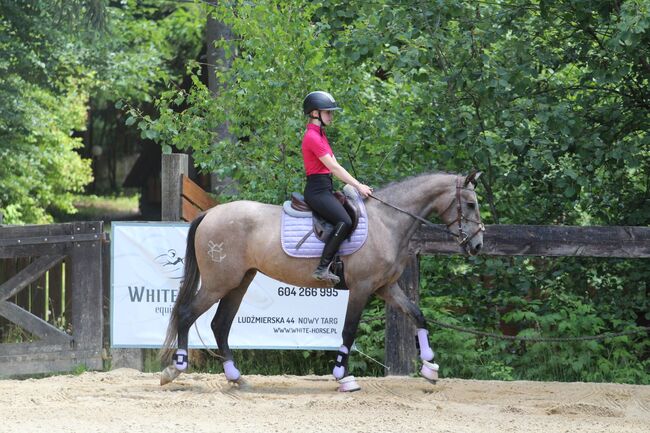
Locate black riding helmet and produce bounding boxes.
[303,91,341,134]
[303,91,342,115]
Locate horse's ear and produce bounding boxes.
[464,170,482,187]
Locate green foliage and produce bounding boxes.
[0,1,99,223]
[419,255,649,384]
[0,1,205,222]
[0,79,93,223]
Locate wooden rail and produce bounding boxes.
[181,175,218,221]
[384,224,650,375]
[412,224,650,258]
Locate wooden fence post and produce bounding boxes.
[161,153,189,221]
[384,253,420,375]
[68,222,104,370]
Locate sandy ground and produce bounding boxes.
[0,369,648,433]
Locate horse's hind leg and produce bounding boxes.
[210,269,256,383]
[376,282,439,382]
[160,287,219,385]
[332,288,373,392]
[161,287,221,385]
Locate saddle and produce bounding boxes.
[284,185,361,247]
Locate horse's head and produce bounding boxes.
[441,171,485,256]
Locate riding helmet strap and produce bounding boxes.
[309,111,325,135]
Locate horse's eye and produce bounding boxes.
[466,202,476,209]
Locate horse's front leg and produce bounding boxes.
[332,288,372,392]
[376,282,439,383]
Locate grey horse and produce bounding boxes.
[161,171,484,391]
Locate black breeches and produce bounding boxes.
[304,174,352,228]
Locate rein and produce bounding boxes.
[368,175,485,247]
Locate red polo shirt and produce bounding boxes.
[301,123,334,175]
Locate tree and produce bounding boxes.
[0,0,101,223]
[0,0,205,221]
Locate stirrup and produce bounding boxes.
[312,265,340,285]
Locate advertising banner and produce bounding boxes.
[111,222,349,349]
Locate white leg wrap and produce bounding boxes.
[173,349,188,371]
[223,360,241,382]
[332,345,349,380]
[417,328,435,361]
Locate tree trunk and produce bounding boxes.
[206,13,235,194]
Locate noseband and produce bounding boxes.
[368,175,485,247]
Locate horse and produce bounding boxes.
[160,171,484,391]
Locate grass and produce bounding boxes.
[52,193,141,233]
[71,194,140,218]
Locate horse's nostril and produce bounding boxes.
[475,243,482,251]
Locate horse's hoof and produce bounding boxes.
[420,360,439,383]
[337,375,361,392]
[227,374,243,385]
[160,365,182,386]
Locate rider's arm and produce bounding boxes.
[319,154,372,197]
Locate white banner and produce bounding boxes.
[110,222,348,349]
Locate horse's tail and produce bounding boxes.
[160,213,206,365]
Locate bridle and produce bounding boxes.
[442,176,486,247]
[368,175,485,248]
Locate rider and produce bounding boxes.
[301,91,373,285]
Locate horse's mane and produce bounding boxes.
[373,170,458,195]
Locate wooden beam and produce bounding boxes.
[0,255,65,302]
[412,224,650,258]
[181,197,202,222]
[0,346,102,377]
[161,153,189,221]
[182,175,217,211]
[385,254,420,375]
[0,301,72,344]
[68,225,104,356]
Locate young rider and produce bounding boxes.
[301,91,372,285]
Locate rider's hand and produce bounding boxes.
[357,183,373,198]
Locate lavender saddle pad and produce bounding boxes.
[280,185,368,258]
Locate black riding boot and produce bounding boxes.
[313,222,350,284]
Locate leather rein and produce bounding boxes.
[368,176,485,248]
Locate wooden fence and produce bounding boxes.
[0,222,106,376]
[161,153,649,376]
[385,224,650,374]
